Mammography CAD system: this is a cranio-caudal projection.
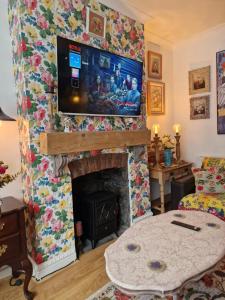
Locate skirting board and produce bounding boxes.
[132,210,153,225]
[0,265,12,279]
[31,248,77,280]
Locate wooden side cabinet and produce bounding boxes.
[0,197,33,300]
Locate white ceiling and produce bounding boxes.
[99,0,225,44]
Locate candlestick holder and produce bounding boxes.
[152,134,162,168]
[174,133,181,164]
[46,82,57,132]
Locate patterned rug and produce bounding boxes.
[87,257,225,300]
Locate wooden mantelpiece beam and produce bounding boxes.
[40,130,151,155]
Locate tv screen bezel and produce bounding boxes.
[56,36,143,118]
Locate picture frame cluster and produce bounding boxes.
[147,51,164,115]
[188,66,210,120]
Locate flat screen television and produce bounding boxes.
[57,36,143,116]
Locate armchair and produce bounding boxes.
[178,157,225,221]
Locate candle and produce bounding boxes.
[173,124,181,134]
[152,124,160,135]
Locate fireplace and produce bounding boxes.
[69,154,130,252]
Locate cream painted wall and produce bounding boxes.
[173,24,225,167]
[0,0,22,199]
[144,31,174,199]
[145,30,174,135]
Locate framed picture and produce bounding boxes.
[148,51,162,79]
[189,66,210,95]
[216,50,225,134]
[86,7,106,39]
[147,81,165,115]
[190,95,210,120]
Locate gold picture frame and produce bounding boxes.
[148,51,162,80]
[189,66,210,95]
[147,81,165,115]
[190,95,210,120]
[86,7,106,39]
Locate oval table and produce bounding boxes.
[105,210,225,299]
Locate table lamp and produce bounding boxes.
[0,107,16,217]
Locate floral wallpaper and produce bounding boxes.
[8,0,151,269]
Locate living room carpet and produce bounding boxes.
[87,257,225,300]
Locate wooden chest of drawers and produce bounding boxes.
[0,197,33,300]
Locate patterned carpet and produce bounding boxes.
[87,257,225,300]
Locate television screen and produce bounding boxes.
[57,36,143,116]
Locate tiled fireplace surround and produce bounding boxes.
[9,0,152,279]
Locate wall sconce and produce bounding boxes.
[173,124,181,164]
[152,124,161,168]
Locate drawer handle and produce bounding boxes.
[0,222,5,231]
[0,244,8,257]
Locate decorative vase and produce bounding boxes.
[164,149,173,166]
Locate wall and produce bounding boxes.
[144,30,174,199]
[145,30,174,135]
[173,24,225,166]
[8,0,151,279]
[0,0,21,199]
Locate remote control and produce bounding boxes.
[171,220,201,231]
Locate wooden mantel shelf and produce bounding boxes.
[40,130,151,155]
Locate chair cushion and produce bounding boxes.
[178,193,225,221]
[192,166,225,193]
[202,157,225,168]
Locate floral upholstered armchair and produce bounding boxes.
[178,157,225,221]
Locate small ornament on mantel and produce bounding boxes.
[58,112,73,132]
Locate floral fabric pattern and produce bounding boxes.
[202,156,225,169]
[179,193,225,221]
[192,166,225,193]
[8,0,151,268]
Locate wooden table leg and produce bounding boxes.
[158,174,165,213]
[21,258,34,300]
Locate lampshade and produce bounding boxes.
[0,107,15,121]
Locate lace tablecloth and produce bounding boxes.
[105,210,225,296]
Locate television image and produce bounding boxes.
[57,36,143,116]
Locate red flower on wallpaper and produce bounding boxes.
[129,29,137,41]
[33,203,40,215]
[26,150,36,164]
[24,0,37,11]
[35,253,44,264]
[22,96,32,112]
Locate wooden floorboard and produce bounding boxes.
[0,241,114,300]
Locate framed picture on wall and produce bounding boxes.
[86,7,106,39]
[189,66,210,95]
[147,81,165,115]
[216,50,225,134]
[190,95,210,120]
[148,51,162,79]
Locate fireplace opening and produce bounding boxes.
[71,167,129,255]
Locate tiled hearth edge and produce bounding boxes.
[8,0,152,279]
